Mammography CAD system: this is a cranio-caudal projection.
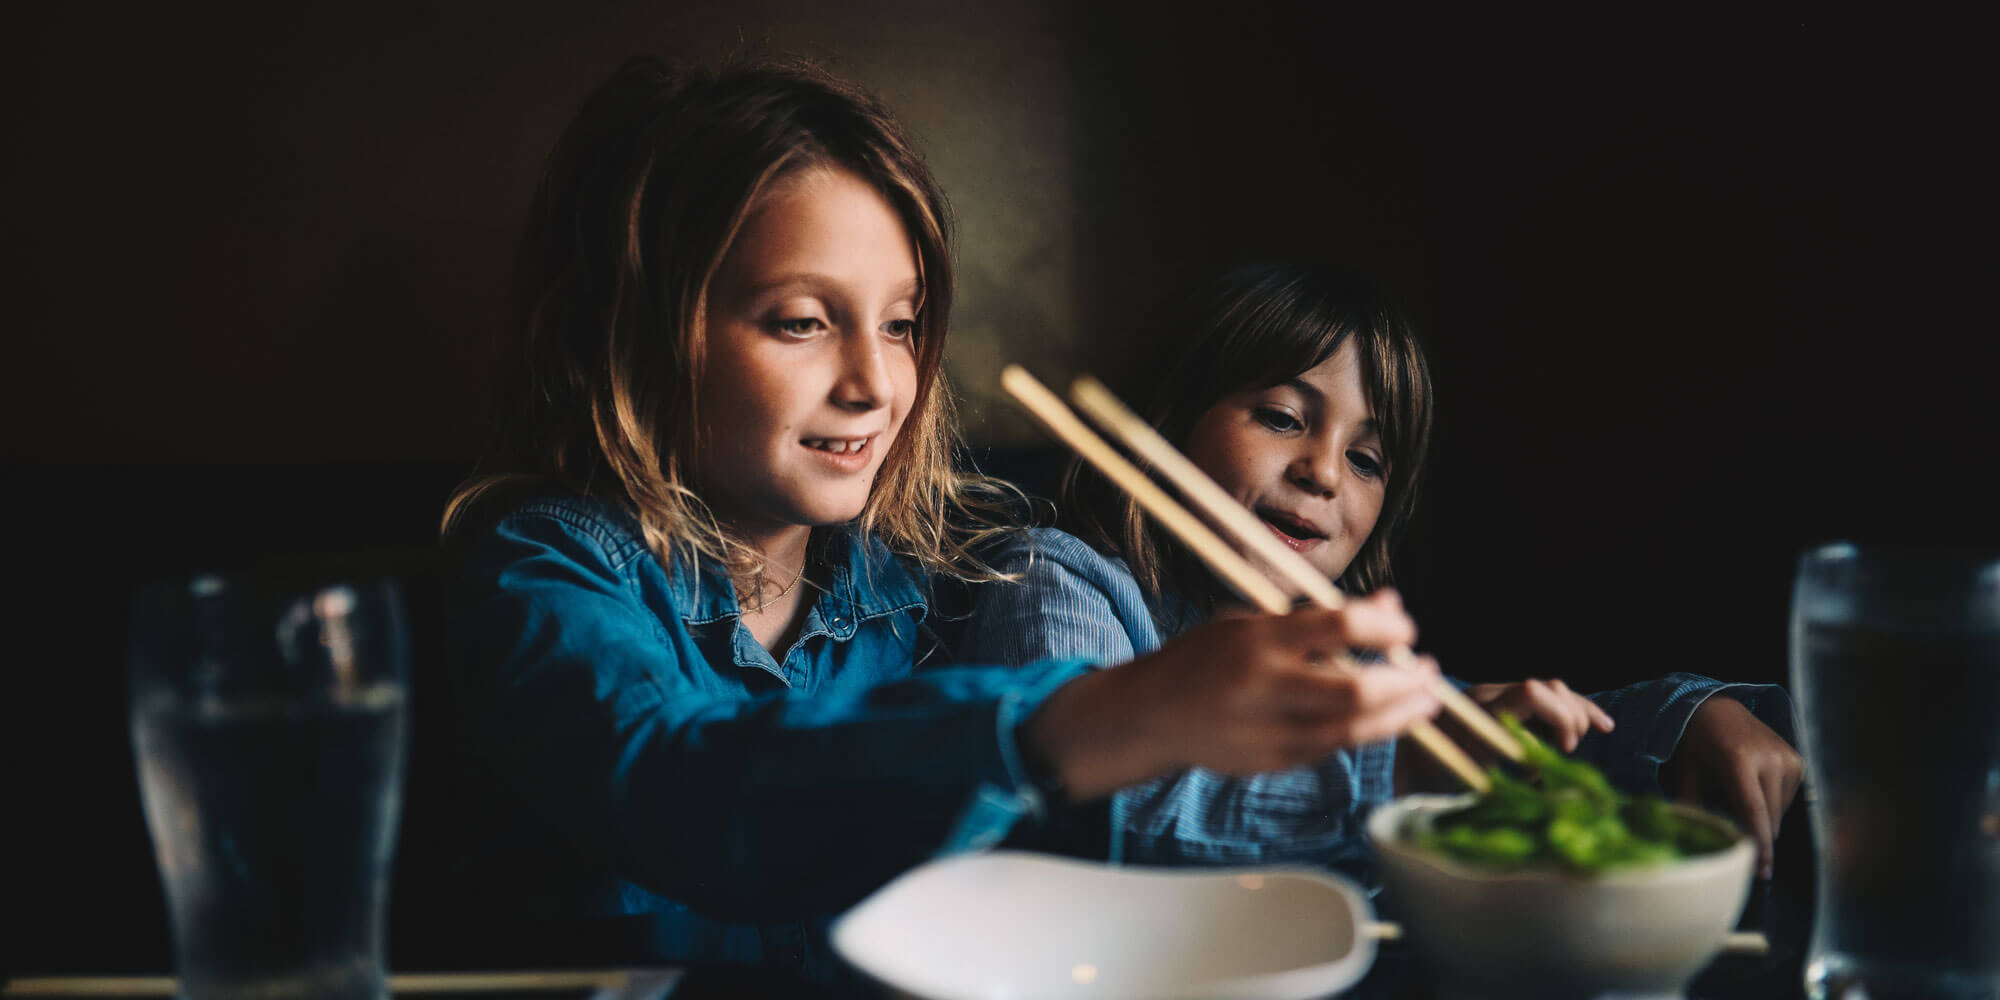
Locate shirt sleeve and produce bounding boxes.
[956,530,1388,872]
[1113,747,1393,878]
[955,532,1142,668]
[1573,671,1800,795]
[449,511,1095,922]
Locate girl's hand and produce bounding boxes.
[1398,677,1613,793]
[1025,590,1443,801]
[1466,678,1617,754]
[1663,697,1803,879]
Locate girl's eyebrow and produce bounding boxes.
[740,274,835,301]
[1277,377,1322,402]
[741,273,924,305]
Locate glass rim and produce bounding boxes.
[132,566,409,597]
[1798,540,2000,566]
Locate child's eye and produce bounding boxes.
[771,317,827,338]
[882,318,918,341]
[1348,451,1385,479]
[1252,407,1303,433]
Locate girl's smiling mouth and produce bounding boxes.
[1255,505,1327,551]
[803,435,876,471]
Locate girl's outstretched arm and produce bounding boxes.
[451,504,1097,921]
[960,527,1425,868]
[453,504,1437,922]
[1659,695,1802,879]
[1024,600,1441,799]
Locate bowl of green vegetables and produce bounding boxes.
[1365,716,1755,999]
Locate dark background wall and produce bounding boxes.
[5,2,1987,975]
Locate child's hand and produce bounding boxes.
[1466,678,1616,754]
[1024,590,1443,800]
[1663,697,1803,879]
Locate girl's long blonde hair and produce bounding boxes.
[444,55,1023,600]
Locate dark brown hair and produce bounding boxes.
[1064,262,1434,605]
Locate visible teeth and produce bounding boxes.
[1266,516,1313,540]
[808,438,866,454]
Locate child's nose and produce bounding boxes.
[1289,452,1339,499]
[831,332,893,411]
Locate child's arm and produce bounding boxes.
[961,529,1415,869]
[1658,695,1802,879]
[453,511,1437,921]
[1573,674,1801,878]
[1464,678,1616,752]
[451,508,1097,921]
[1397,677,1617,794]
[1021,599,1441,797]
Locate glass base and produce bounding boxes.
[1807,953,2000,1000]
[178,959,387,1000]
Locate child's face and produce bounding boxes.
[696,166,922,539]
[1182,338,1388,589]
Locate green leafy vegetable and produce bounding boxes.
[1411,713,1735,873]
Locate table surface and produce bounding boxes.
[0,970,683,1000]
[2,809,1814,1000]
[0,931,1806,1000]
[0,890,1808,1000]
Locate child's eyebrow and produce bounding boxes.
[741,274,834,300]
[1277,377,1322,402]
[739,274,924,306]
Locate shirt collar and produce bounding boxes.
[671,525,929,627]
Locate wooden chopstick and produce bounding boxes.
[1068,376,1527,765]
[1001,366,1491,793]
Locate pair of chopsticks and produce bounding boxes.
[1000,366,1526,793]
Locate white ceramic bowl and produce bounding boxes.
[1365,794,1756,1000]
[832,850,1378,999]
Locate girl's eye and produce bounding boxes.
[1252,407,1303,433]
[772,317,827,337]
[882,318,917,341]
[1348,451,1385,479]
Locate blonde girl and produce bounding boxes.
[441,60,1443,986]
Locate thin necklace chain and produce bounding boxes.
[767,559,807,600]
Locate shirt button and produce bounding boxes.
[831,616,845,628]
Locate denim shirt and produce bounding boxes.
[444,495,1093,984]
[956,528,1799,886]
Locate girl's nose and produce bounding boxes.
[1289,450,1339,500]
[831,331,892,412]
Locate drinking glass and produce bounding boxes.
[129,572,409,1000]
[1790,543,2000,999]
